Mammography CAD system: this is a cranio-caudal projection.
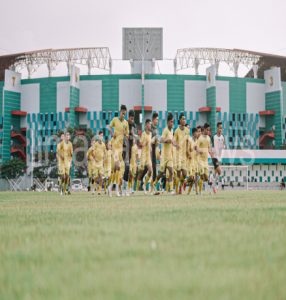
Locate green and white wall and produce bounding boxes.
[1,66,286,167]
[1,70,22,162]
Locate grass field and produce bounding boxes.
[0,190,286,300]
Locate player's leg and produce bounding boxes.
[58,165,64,195]
[128,168,133,194]
[119,160,125,196]
[175,169,181,194]
[166,165,174,194]
[91,171,97,195]
[150,154,157,193]
[114,162,121,197]
[97,175,102,195]
[143,163,152,194]
[187,165,195,195]
[152,161,166,193]
[108,152,117,196]
[136,157,146,192]
[108,170,114,197]
[212,158,220,192]
[179,167,187,194]
[202,166,210,194]
[198,174,204,194]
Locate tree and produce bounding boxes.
[0,158,26,179]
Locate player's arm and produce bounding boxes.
[187,138,192,159]
[156,146,161,160]
[59,143,64,160]
[67,143,73,161]
[196,139,203,154]
[208,139,214,158]
[135,148,139,164]
[125,122,129,137]
[160,129,172,144]
[56,144,61,160]
[87,148,91,161]
[107,118,116,137]
[103,146,107,162]
[173,130,180,149]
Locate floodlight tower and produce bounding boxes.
[122,28,163,122]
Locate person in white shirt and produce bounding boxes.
[211,122,226,191]
[208,172,217,194]
[221,177,225,190]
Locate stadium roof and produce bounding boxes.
[1,47,286,80]
[175,48,286,80]
[242,49,286,80]
[0,47,112,80]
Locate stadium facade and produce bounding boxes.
[1,30,286,183]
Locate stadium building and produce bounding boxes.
[1,28,286,184]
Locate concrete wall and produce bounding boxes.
[80,80,102,111]
[56,82,70,113]
[184,80,206,112]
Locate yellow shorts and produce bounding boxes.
[104,168,111,178]
[166,168,175,178]
[58,160,71,175]
[87,161,95,178]
[160,158,173,173]
[112,149,123,169]
[198,161,209,177]
[186,159,193,177]
[93,164,104,178]
[176,158,187,171]
[139,154,152,170]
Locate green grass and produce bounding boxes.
[0,191,286,300]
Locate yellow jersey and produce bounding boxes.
[174,126,190,162]
[140,131,152,158]
[93,141,106,165]
[56,141,64,162]
[109,117,129,150]
[173,145,177,166]
[104,149,112,170]
[130,144,138,167]
[197,134,211,162]
[161,127,173,160]
[87,146,94,161]
[62,141,73,162]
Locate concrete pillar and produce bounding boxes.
[173,59,177,74]
[194,58,200,75]
[215,60,220,75]
[253,64,258,78]
[27,64,33,79]
[233,61,239,77]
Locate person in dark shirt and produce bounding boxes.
[140,112,160,192]
[122,109,137,195]
[151,112,159,184]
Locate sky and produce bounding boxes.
[1,0,286,77]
